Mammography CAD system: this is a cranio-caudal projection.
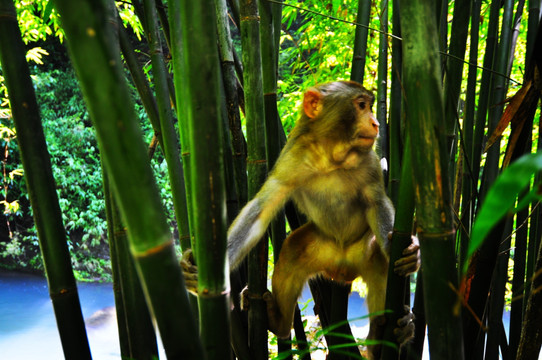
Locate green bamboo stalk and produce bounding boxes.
[240,0,269,358]
[461,2,501,352]
[215,2,252,358]
[376,0,389,161]
[406,274,427,359]
[259,1,291,355]
[525,15,542,316]
[516,238,542,359]
[387,0,403,206]
[399,0,465,359]
[350,0,371,82]
[154,0,171,50]
[458,0,482,271]
[437,0,448,68]
[509,193,529,357]
[0,1,92,358]
[469,0,501,193]
[443,0,470,154]
[172,1,231,359]
[51,0,204,357]
[485,0,515,185]
[117,15,161,142]
[485,219,513,360]
[463,1,515,356]
[381,138,415,360]
[117,9,192,251]
[216,0,248,209]
[105,169,159,359]
[141,0,192,252]
[525,0,541,71]
[103,165,131,357]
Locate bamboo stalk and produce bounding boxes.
[0,1,92,358]
[381,138,415,360]
[172,1,232,359]
[141,0,191,252]
[350,0,371,82]
[387,0,403,206]
[216,0,248,209]
[117,9,193,251]
[463,1,516,356]
[259,0,293,356]
[51,0,204,357]
[399,0,465,358]
[106,170,159,359]
[442,0,470,156]
[376,0,389,161]
[240,0,269,358]
[458,0,482,271]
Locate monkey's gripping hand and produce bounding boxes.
[180,249,199,295]
[393,235,421,276]
[367,306,415,360]
[395,305,416,345]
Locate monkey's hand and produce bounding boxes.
[394,235,421,276]
[180,249,198,294]
[394,305,415,345]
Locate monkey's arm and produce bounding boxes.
[366,186,395,254]
[228,177,294,269]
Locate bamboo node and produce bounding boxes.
[241,15,261,22]
[133,239,175,258]
[247,159,267,165]
[417,229,456,240]
[50,286,78,299]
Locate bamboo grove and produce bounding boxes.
[0,0,541,359]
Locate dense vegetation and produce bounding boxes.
[0,0,541,359]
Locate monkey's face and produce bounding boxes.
[350,94,379,150]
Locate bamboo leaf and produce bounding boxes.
[484,80,532,153]
[465,151,542,274]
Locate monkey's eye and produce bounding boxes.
[358,101,366,110]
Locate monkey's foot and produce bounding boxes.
[394,235,421,276]
[263,291,292,339]
[394,305,415,345]
[366,315,386,360]
[180,249,198,294]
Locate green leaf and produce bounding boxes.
[332,0,341,13]
[465,151,542,273]
[43,1,55,23]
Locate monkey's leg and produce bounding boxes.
[348,236,389,360]
[266,222,336,338]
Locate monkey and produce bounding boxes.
[183,81,420,359]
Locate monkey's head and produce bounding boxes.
[301,81,379,153]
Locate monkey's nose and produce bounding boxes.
[371,116,380,129]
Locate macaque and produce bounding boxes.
[183,81,420,359]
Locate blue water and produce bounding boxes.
[0,270,120,359]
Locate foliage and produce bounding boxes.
[278,0,381,132]
[0,64,175,280]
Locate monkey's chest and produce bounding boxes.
[293,185,370,243]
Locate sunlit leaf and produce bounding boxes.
[465,151,542,274]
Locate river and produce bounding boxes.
[0,270,122,359]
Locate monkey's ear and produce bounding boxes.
[303,89,323,119]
